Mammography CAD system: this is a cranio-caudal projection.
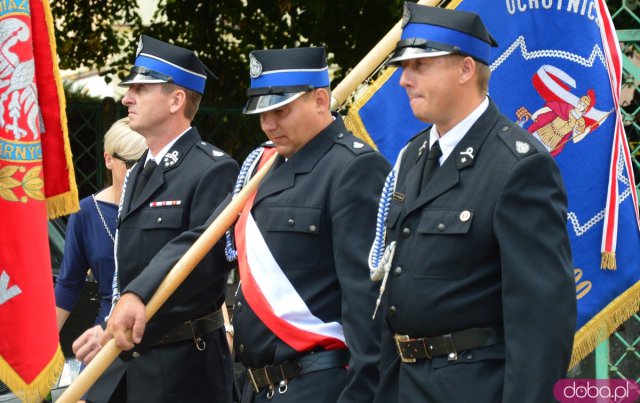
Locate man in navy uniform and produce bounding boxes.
[232,46,389,402]
[370,4,576,402]
[72,35,238,402]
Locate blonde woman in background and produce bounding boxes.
[55,118,146,331]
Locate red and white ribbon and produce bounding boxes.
[235,148,346,351]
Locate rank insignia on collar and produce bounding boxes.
[460,147,474,160]
[163,150,179,167]
[515,141,530,154]
[417,140,428,158]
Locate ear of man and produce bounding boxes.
[459,56,477,86]
[312,87,331,115]
[169,87,187,115]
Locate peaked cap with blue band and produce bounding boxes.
[388,3,498,66]
[243,47,330,114]
[119,35,208,94]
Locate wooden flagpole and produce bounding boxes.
[59,2,443,399]
[57,153,278,403]
[331,0,441,110]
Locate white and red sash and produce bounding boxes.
[235,148,346,351]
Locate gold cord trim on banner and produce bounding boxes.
[344,67,399,150]
[42,0,79,219]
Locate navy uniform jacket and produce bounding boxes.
[231,116,389,402]
[86,127,239,403]
[374,101,576,403]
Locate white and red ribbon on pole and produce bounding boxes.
[595,0,639,269]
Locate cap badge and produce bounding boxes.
[353,141,364,149]
[516,141,530,154]
[401,4,411,28]
[163,150,179,167]
[249,54,262,78]
[136,36,143,57]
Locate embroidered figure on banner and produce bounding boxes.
[0,17,40,141]
[514,65,613,157]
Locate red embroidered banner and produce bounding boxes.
[0,0,77,400]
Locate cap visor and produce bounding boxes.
[118,72,169,87]
[243,92,306,115]
[386,47,451,66]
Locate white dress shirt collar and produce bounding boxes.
[430,97,489,165]
[145,127,191,166]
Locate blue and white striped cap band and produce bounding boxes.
[394,23,492,65]
[119,35,208,94]
[244,47,330,114]
[388,3,497,66]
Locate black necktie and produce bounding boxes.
[133,160,157,202]
[421,140,442,193]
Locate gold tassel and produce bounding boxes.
[600,251,616,270]
[0,346,64,403]
[46,190,80,219]
[344,66,398,151]
[569,280,640,369]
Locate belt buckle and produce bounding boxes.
[394,334,417,363]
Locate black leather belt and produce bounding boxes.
[152,308,224,350]
[247,349,350,395]
[394,326,503,363]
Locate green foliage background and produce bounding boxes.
[52,0,405,109]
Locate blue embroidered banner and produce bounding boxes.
[346,0,640,366]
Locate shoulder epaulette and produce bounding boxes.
[333,131,375,155]
[496,120,542,160]
[195,141,229,161]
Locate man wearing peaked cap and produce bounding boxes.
[372,3,575,403]
[120,35,209,94]
[243,47,331,114]
[227,46,390,402]
[72,35,239,403]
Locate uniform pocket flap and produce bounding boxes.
[417,209,474,234]
[263,206,322,234]
[139,206,184,230]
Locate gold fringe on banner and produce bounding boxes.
[600,251,617,270]
[42,0,79,219]
[0,347,64,403]
[569,280,640,369]
[344,66,399,149]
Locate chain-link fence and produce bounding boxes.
[66,100,262,199]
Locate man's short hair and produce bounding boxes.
[444,55,491,95]
[162,83,202,120]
